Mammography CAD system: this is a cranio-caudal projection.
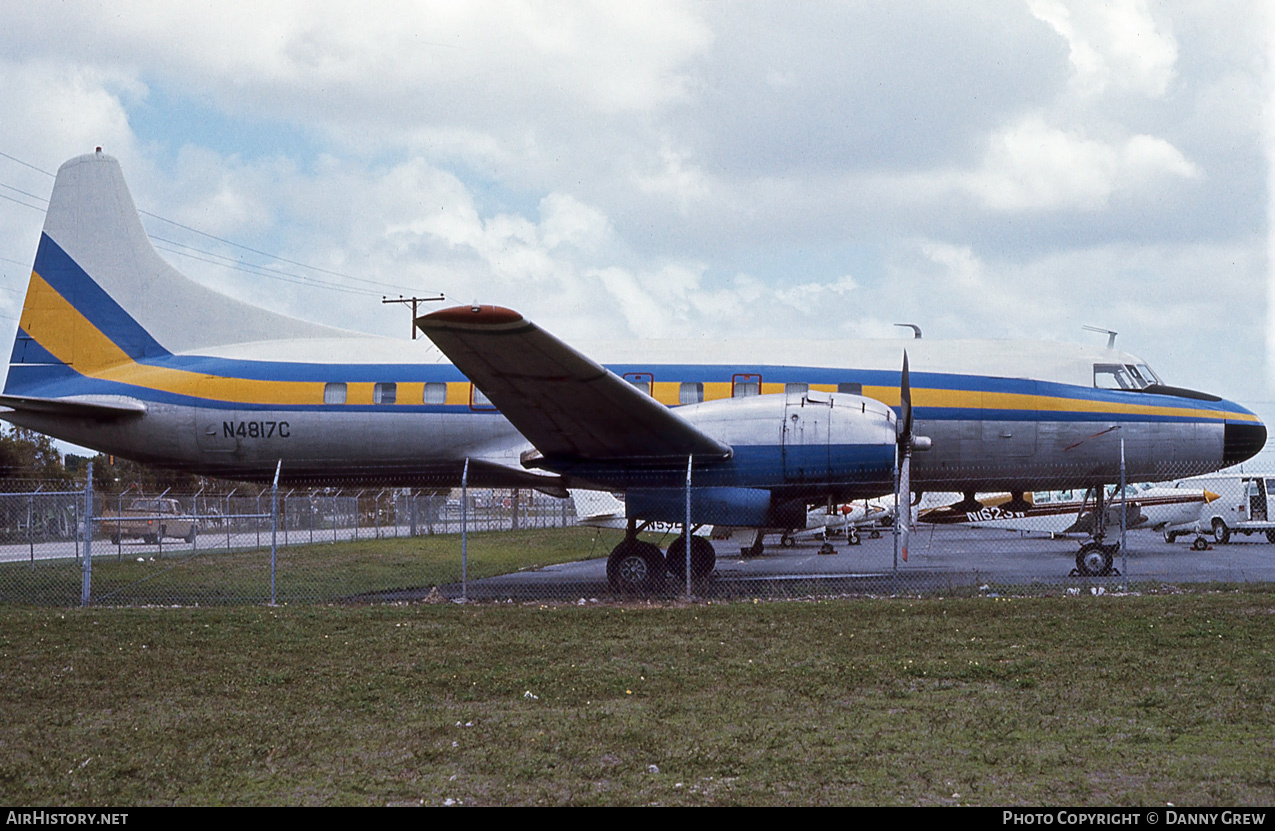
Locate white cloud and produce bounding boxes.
[1027,0,1178,98]
[957,116,1198,211]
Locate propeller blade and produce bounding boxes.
[897,350,912,562]
[898,444,911,562]
[900,349,913,449]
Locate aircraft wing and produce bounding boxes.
[416,306,732,463]
[0,394,147,420]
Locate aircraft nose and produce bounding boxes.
[1223,421,1267,466]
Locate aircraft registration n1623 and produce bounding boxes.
[1,151,1265,588]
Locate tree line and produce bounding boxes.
[0,425,261,495]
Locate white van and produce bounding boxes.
[1174,473,1275,544]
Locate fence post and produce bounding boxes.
[270,460,281,605]
[685,455,693,599]
[81,463,93,607]
[224,487,237,553]
[461,458,469,603]
[192,486,204,557]
[117,487,126,561]
[332,491,341,544]
[27,491,33,568]
[354,490,364,541]
[1120,436,1128,591]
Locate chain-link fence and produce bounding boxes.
[0,460,1272,606]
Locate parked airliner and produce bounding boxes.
[1,151,1264,588]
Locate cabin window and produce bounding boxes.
[423,382,447,405]
[785,382,808,396]
[471,386,494,407]
[624,372,653,396]
[324,382,347,404]
[679,382,703,405]
[373,382,397,404]
[733,374,761,398]
[837,382,862,395]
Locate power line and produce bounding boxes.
[0,190,46,212]
[139,210,422,295]
[152,241,386,299]
[0,151,53,178]
[0,148,445,300]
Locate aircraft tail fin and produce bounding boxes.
[6,150,349,397]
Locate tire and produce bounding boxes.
[780,534,795,548]
[1212,519,1230,545]
[1266,530,1275,544]
[1163,531,1177,544]
[1192,537,1209,551]
[110,534,120,546]
[1075,542,1114,577]
[606,540,665,593]
[143,535,158,545]
[185,526,197,544]
[665,535,716,582]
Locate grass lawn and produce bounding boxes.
[1,589,1273,805]
[0,526,624,606]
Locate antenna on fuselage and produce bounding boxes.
[894,323,922,339]
[1082,326,1118,349]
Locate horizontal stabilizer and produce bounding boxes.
[0,394,147,420]
[417,306,732,463]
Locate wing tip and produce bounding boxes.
[418,305,524,328]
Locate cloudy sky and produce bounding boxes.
[0,2,1271,461]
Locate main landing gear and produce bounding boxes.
[606,519,717,593]
[1070,485,1121,578]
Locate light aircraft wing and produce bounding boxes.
[417,306,732,463]
[0,394,146,420]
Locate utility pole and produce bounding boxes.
[382,294,446,339]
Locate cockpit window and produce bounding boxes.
[1094,364,1133,390]
[1094,363,1163,391]
[1135,364,1162,385]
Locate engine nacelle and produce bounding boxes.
[624,391,899,525]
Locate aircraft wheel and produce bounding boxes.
[1163,531,1177,544]
[1266,530,1275,544]
[1212,519,1230,545]
[607,540,665,593]
[869,529,881,539]
[1075,542,1113,577]
[1192,537,1209,551]
[780,534,795,548]
[110,534,120,546]
[848,527,861,545]
[185,527,197,544]
[818,542,836,556]
[665,535,716,582]
[143,534,158,545]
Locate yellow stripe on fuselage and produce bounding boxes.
[18,270,1259,421]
